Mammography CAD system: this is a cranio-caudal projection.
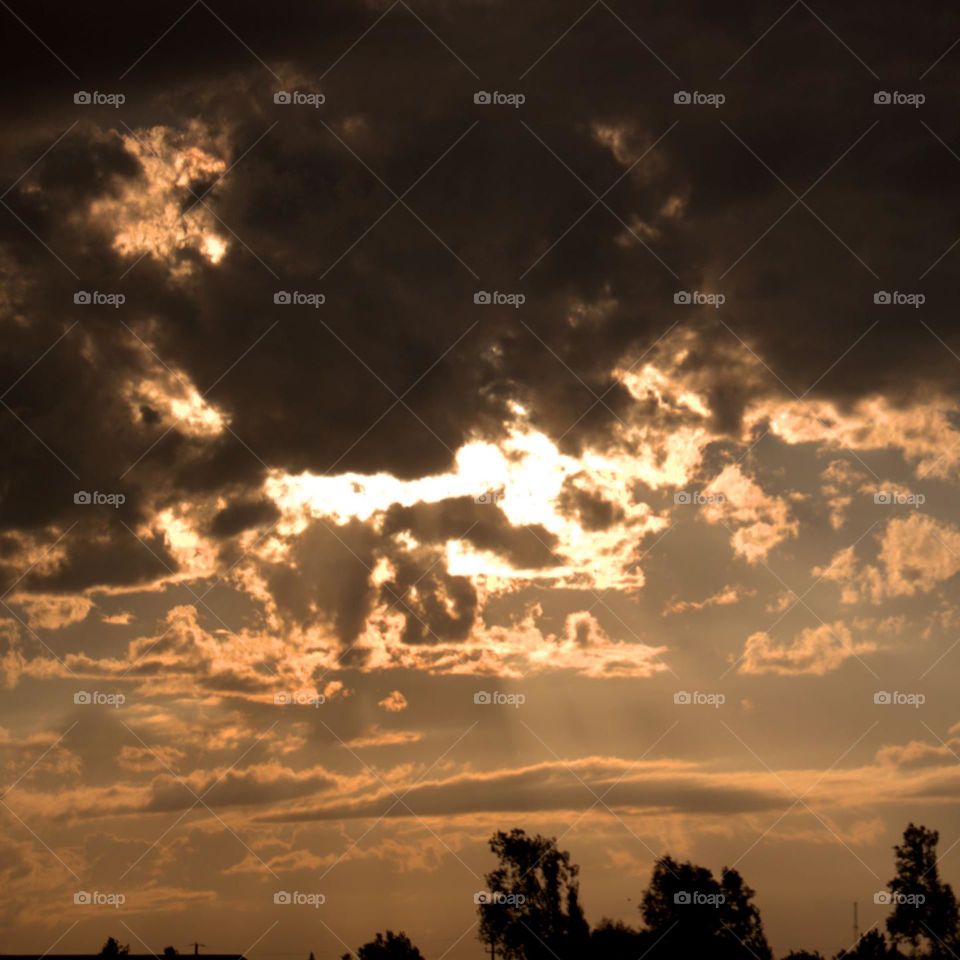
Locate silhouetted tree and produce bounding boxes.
[640,855,771,959]
[886,824,959,958]
[477,829,590,960]
[781,952,824,960]
[100,939,129,958]
[834,929,896,959]
[162,949,178,960]
[356,931,424,960]
[588,918,648,960]
[721,864,772,958]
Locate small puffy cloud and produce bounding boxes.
[378,690,408,713]
[701,464,798,562]
[873,513,960,599]
[819,459,869,529]
[11,594,92,630]
[827,515,960,605]
[323,680,351,701]
[101,611,134,625]
[662,584,754,617]
[739,621,875,676]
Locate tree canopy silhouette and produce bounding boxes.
[639,854,772,959]
[886,823,959,958]
[477,829,589,960]
[835,929,897,959]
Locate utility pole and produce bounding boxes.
[853,901,859,944]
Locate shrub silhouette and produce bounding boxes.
[342,931,424,960]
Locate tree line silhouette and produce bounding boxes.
[355,823,959,960]
[95,823,959,960]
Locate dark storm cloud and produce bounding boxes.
[377,542,477,645]
[263,518,378,642]
[556,481,625,532]
[208,496,280,539]
[254,499,555,649]
[383,497,562,568]
[2,0,960,593]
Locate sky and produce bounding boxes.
[1,1,960,958]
